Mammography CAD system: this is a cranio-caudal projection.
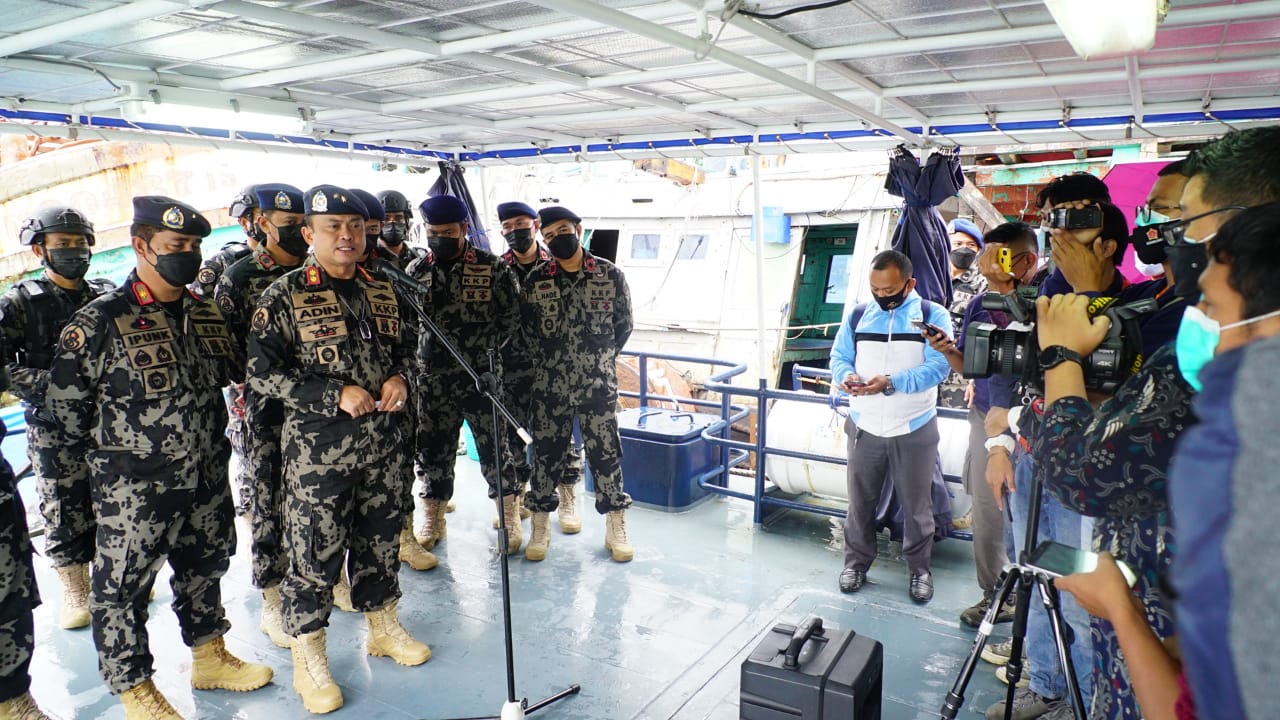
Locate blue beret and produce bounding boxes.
[420,195,469,225]
[538,205,581,227]
[252,183,304,214]
[948,218,983,248]
[497,201,536,222]
[132,196,211,237]
[350,189,385,222]
[304,185,369,219]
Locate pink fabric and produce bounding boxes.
[1176,670,1199,720]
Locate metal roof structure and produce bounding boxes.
[0,0,1277,163]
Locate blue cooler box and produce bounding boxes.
[587,408,721,512]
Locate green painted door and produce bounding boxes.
[786,224,856,359]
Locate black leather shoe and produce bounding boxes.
[909,571,934,603]
[838,569,866,593]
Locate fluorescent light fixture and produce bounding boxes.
[120,99,308,135]
[1044,0,1169,60]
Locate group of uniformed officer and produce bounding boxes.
[0,181,634,719]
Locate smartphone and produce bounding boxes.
[844,379,868,389]
[912,319,947,337]
[1025,541,1138,587]
[1046,205,1103,230]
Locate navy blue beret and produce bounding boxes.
[132,196,211,237]
[538,205,581,227]
[948,218,984,248]
[350,189,385,222]
[420,195,469,225]
[252,183,304,214]
[497,201,536,222]
[305,185,369,219]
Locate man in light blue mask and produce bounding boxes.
[1031,125,1280,720]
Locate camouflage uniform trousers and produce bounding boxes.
[504,366,581,492]
[90,446,235,694]
[527,395,631,515]
[280,441,405,637]
[0,463,39,703]
[416,372,519,502]
[245,396,288,590]
[31,421,95,567]
[224,385,250,514]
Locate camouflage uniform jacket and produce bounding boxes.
[192,240,251,296]
[370,243,427,272]
[246,258,414,462]
[522,252,633,405]
[214,249,299,357]
[0,275,114,420]
[404,246,521,378]
[45,273,241,469]
[500,246,550,383]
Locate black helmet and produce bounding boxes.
[377,189,413,219]
[229,184,259,219]
[20,206,95,246]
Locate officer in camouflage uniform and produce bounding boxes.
[522,206,634,562]
[408,195,522,556]
[495,202,583,537]
[0,389,50,717]
[0,206,113,632]
[247,186,428,715]
[214,183,309,648]
[46,196,272,720]
[371,190,427,269]
[940,218,986,410]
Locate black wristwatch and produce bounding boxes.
[881,375,897,396]
[1039,345,1085,371]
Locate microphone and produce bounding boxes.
[364,257,430,294]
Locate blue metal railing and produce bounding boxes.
[619,350,967,529]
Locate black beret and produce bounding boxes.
[419,195,469,225]
[350,189,385,222]
[304,185,369,219]
[132,196,211,237]
[497,201,536,222]
[253,183,304,214]
[538,205,581,227]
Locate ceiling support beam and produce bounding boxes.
[0,0,200,58]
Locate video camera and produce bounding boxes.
[962,288,1156,394]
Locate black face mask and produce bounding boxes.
[873,282,910,311]
[151,250,203,287]
[504,227,535,255]
[275,224,309,258]
[1166,243,1207,299]
[381,222,407,247]
[365,232,381,252]
[427,234,461,261]
[1131,223,1169,265]
[547,232,579,260]
[949,247,977,271]
[44,247,91,280]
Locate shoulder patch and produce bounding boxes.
[218,294,235,313]
[251,306,270,332]
[60,324,87,352]
[197,267,217,286]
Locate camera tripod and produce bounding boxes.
[938,450,1088,720]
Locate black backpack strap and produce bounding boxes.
[846,302,868,334]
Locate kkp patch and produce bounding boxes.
[251,307,270,332]
[197,267,216,286]
[60,324,86,352]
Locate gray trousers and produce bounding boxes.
[843,417,940,575]
[964,408,1010,595]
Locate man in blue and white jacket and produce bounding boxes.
[830,250,952,603]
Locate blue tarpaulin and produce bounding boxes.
[886,145,964,308]
[427,160,489,251]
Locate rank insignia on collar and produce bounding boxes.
[275,191,292,210]
[305,266,322,286]
[464,249,477,264]
[548,262,557,276]
[312,191,328,213]
[132,281,155,306]
[161,206,184,230]
[258,251,275,270]
[584,257,597,273]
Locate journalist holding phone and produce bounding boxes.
[830,250,951,603]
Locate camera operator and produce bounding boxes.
[1033,126,1280,720]
[928,222,1036,626]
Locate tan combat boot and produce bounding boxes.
[415,498,444,549]
[604,510,634,562]
[557,485,583,534]
[491,489,532,528]
[365,600,431,666]
[399,518,439,571]
[0,691,51,720]
[496,495,523,554]
[524,512,551,562]
[191,635,273,692]
[119,679,183,720]
[55,563,90,629]
[260,587,291,648]
[291,630,343,714]
[332,572,355,613]
[446,498,457,513]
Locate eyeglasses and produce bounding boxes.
[1135,204,1179,226]
[1158,205,1247,246]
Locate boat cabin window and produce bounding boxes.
[630,233,661,260]
[676,234,708,260]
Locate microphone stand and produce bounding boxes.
[375,262,581,720]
